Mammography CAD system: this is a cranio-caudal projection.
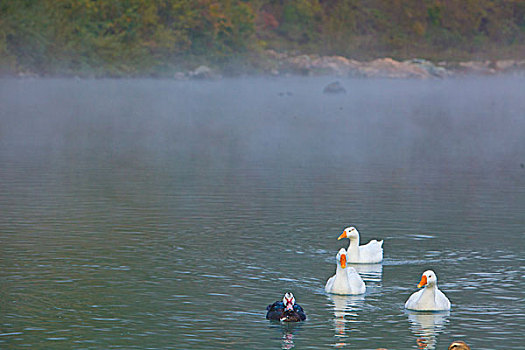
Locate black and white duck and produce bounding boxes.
[266,292,306,322]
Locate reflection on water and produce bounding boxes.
[269,323,301,350]
[348,263,383,283]
[282,329,295,350]
[406,311,450,350]
[328,294,366,348]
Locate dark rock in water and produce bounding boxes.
[323,81,346,94]
[520,163,524,168]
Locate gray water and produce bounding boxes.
[0,77,524,349]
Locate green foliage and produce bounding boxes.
[192,0,255,57]
[0,0,524,76]
[317,1,358,55]
[279,0,321,44]
[427,5,442,26]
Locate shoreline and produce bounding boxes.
[5,51,525,80]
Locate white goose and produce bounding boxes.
[338,226,383,263]
[325,248,366,295]
[405,270,451,311]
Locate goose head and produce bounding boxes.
[336,248,347,269]
[417,270,438,288]
[338,226,359,241]
[282,292,296,311]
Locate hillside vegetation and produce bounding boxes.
[1,0,524,76]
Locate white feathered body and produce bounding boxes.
[347,239,383,264]
[325,265,366,295]
[405,285,451,311]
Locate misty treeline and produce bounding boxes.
[1,0,524,76]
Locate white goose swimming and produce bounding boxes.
[405,270,451,311]
[338,226,383,263]
[325,248,366,295]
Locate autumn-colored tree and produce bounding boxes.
[0,0,523,76]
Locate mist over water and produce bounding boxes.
[2,77,523,168]
[1,77,524,349]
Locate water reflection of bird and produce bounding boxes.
[281,330,295,350]
[268,321,301,350]
[406,310,450,350]
[329,293,366,348]
[405,270,451,311]
[325,248,366,295]
[338,226,383,263]
[266,292,306,322]
[448,340,471,350]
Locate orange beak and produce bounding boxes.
[340,254,347,269]
[417,275,428,288]
[337,231,346,240]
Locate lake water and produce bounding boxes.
[0,77,524,349]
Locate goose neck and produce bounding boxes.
[423,284,437,298]
[336,265,348,278]
[347,239,360,256]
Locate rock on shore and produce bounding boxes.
[261,50,525,79]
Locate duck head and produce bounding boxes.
[448,340,470,350]
[417,270,438,288]
[336,248,347,269]
[338,226,359,240]
[282,292,295,311]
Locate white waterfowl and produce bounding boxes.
[405,270,451,311]
[325,248,366,295]
[338,226,383,263]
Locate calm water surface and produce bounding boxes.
[1,77,524,349]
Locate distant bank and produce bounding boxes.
[8,51,525,80]
[3,1,525,79]
[176,51,525,80]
